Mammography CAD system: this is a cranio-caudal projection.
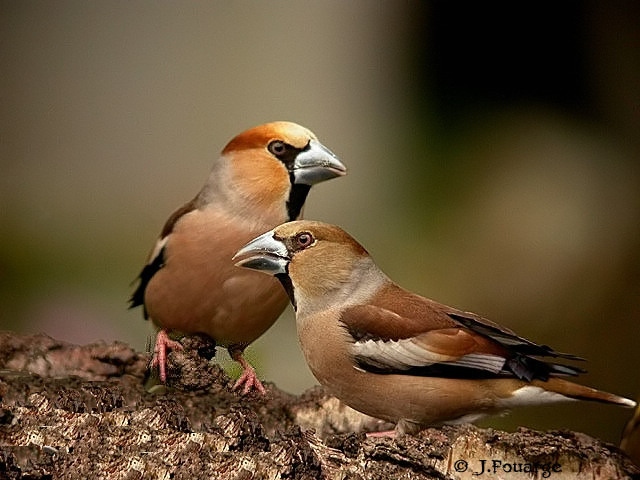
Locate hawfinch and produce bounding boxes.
[129,123,346,393]
[234,221,636,432]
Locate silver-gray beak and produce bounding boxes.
[293,139,347,185]
[233,230,289,275]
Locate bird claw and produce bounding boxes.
[232,361,267,395]
[151,330,183,382]
[232,367,266,395]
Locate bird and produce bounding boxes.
[233,220,636,433]
[129,122,346,393]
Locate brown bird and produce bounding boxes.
[129,123,346,393]
[234,220,636,432]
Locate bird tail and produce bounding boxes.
[533,378,637,407]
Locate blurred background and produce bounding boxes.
[1,1,639,444]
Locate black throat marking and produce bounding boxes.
[286,184,310,221]
[275,271,296,311]
[273,142,312,221]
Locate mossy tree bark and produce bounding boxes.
[0,333,637,479]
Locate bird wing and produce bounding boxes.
[446,312,583,361]
[128,198,198,317]
[339,284,584,381]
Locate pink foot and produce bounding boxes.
[366,430,397,438]
[231,353,266,395]
[151,330,183,382]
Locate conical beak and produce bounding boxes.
[292,139,347,185]
[233,230,290,275]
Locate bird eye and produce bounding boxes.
[295,232,313,248]
[268,140,287,156]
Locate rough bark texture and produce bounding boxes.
[0,332,637,479]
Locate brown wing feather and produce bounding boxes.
[340,282,584,381]
[341,283,456,340]
[412,328,507,358]
[159,197,199,238]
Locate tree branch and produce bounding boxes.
[0,332,637,479]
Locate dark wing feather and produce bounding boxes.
[129,246,166,318]
[447,312,586,381]
[448,313,584,361]
[339,284,585,382]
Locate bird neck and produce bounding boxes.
[294,257,387,320]
[197,160,289,227]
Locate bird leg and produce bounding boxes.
[151,329,183,382]
[229,349,266,395]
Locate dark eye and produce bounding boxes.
[268,140,287,156]
[296,232,313,248]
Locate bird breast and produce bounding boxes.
[144,207,289,345]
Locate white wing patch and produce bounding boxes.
[352,338,506,373]
[148,236,169,265]
[448,353,506,374]
[352,338,452,369]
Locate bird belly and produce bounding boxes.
[298,312,527,426]
[214,271,289,344]
[144,211,288,346]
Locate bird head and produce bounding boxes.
[233,221,371,311]
[218,122,346,221]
